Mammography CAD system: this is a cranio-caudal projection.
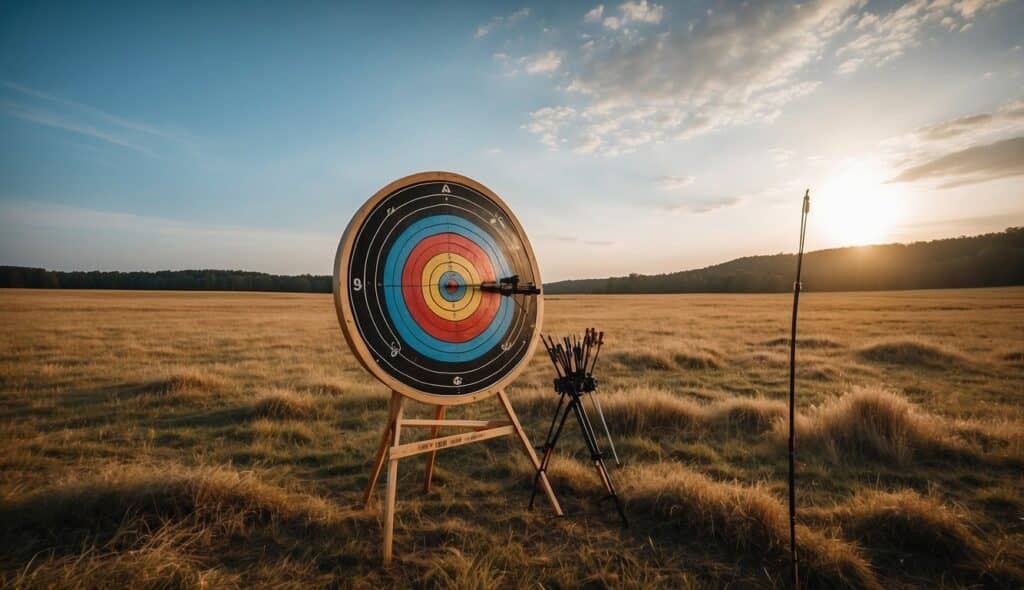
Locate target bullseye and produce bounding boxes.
[334,172,542,400]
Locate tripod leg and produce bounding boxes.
[422,405,446,493]
[541,393,567,450]
[572,395,629,526]
[530,397,573,509]
[363,391,400,508]
[496,390,563,516]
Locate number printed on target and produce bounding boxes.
[333,172,544,399]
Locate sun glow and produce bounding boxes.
[816,158,905,247]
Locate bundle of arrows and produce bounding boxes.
[532,328,627,525]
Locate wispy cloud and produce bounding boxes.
[601,0,664,30]
[475,7,530,39]
[523,50,563,75]
[0,99,153,154]
[835,0,1005,74]
[540,234,615,247]
[527,0,861,155]
[657,175,695,191]
[890,136,1024,188]
[877,94,1024,186]
[661,195,741,215]
[0,81,196,156]
[519,0,1014,156]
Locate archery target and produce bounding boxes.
[333,172,542,399]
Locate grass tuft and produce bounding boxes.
[251,389,318,420]
[672,346,724,370]
[626,464,880,589]
[764,336,843,349]
[857,338,967,368]
[609,350,677,371]
[837,490,989,578]
[1000,349,1024,366]
[707,397,787,433]
[600,388,705,434]
[137,369,221,396]
[0,464,367,588]
[778,387,957,464]
[250,418,315,444]
[610,345,723,371]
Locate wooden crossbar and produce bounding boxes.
[400,419,509,429]
[390,425,515,459]
[364,390,563,564]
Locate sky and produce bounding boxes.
[1,0,1022,282]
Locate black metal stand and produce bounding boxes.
[532,364,626,524]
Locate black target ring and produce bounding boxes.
[333,172,543,403]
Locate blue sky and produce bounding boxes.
[2,0,1023,281]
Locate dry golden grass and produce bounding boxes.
[1,287,1022,588]
[251,388,319,420]
[780,386,956,464]
[1,464,369,589]
[625,463,881,589]
[857,337,969,368]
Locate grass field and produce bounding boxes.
[1,288,1022,589]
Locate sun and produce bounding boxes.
[815,158,905,247]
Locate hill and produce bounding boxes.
[545,227,1024,294]
[2,227,1021,294]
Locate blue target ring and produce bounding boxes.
[383,214,513,363]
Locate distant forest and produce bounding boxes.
[0,268,333,293]
[546,227,1024,294]
[2,227,1022,294]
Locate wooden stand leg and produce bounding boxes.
[363,391,401,508]
[422,405,446,493]
[496,390,564,516]
[382,395,405,565]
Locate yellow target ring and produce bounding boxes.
[420,253,482,321]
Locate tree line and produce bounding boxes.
[0,268,333,293]
[545,227,1024,294]
[2,227,1021,294]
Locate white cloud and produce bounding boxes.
[835,0,1006,74]
[657,175,695,190]
[600,0,664,29]
[531,0,856,154]
[521,0,1016,155]
[871,95,1024,188]
[524,51,563,75]
[891,136,1024,187]
[475,7,530,39]
[574,133,603,154]
[663,195,741,215]
[523,106,577,149]
[952,0,1008,19]
[837,57,863,74]
[619,1,664,24]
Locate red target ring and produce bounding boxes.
[400,233,500,343]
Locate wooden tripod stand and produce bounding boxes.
[363,389,563,564]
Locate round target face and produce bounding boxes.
[333,172,543,403]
